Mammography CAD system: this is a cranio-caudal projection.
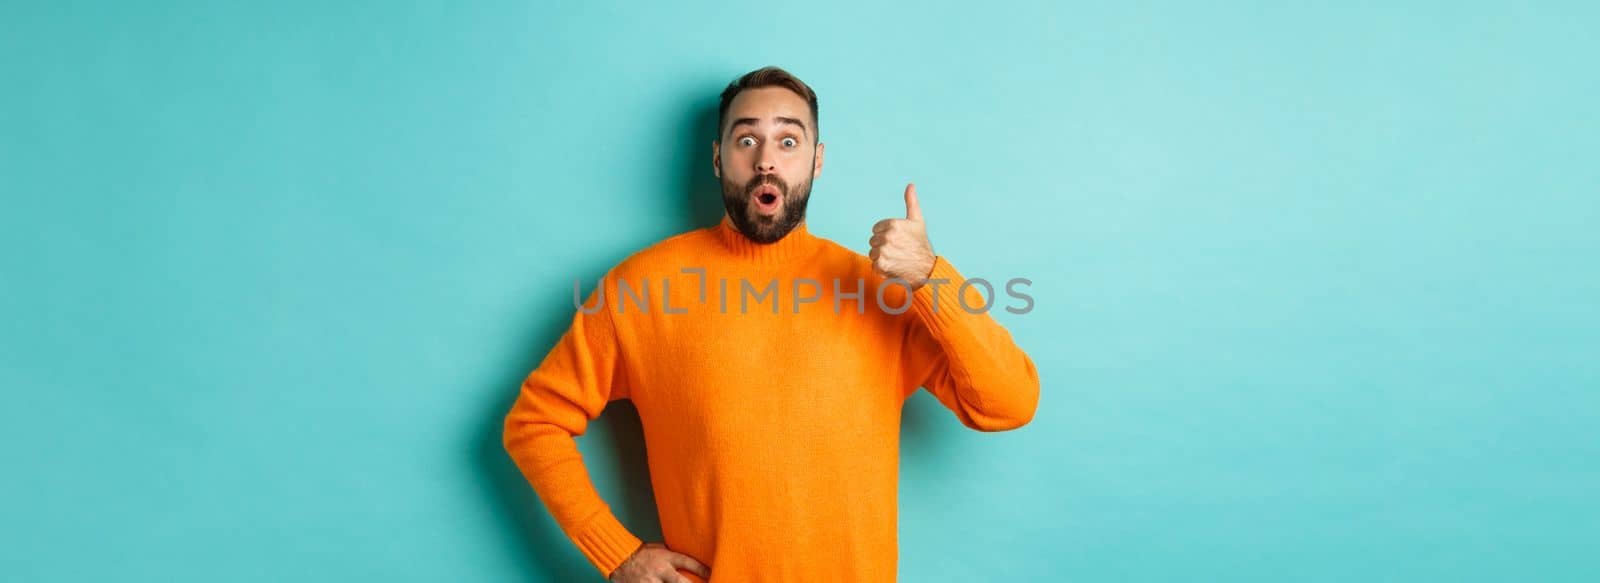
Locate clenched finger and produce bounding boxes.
[668,552,711,577]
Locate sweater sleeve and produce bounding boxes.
[900,256,1041,431]
[502,283,642,578]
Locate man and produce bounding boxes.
[503,66,1040,582]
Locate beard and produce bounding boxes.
[720,172,812,244]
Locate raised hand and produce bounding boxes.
[868,182,936,289]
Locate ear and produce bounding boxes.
[812,142,825,179]
[711,140,721,179]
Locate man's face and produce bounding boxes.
[714,87,825,244]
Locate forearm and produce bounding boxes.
[908,256,1041,431]
[503,408,643,577]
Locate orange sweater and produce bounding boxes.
[503,216,1040,582]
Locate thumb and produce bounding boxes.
[904,182,923,222]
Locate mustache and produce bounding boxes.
[744,174,788,196]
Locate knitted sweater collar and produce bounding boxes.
[714,214,823,265]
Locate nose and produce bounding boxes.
[754,143,778,174]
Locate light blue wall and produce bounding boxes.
[3,1,1596,581]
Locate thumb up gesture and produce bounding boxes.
[868,183,936,289]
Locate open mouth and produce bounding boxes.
[751,183,782,214]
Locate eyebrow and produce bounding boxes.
[728,116,809,136]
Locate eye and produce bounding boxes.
[781,137,798,148]
[738,136,756,147]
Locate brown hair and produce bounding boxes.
[718,66,819,143]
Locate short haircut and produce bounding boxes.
[717,66,819,143]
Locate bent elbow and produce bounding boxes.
[966,379,1040,432]
[501,413,521,455]
[968,404,1035,432]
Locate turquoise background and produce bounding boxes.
[3,1,1597,581]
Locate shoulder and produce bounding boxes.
[606,224,718,279]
